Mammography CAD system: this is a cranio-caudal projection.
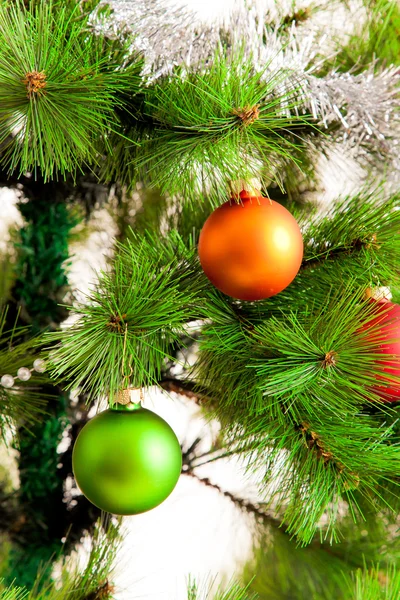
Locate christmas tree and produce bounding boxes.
[0,0,399,598]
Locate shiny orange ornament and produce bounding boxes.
[198,190,303,301]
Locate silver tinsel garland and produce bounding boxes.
[306,68,400,170]
[92,0,399,177]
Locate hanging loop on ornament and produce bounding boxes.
[121,364,134,388]
[120,323,133,382]
[115,322,137,407]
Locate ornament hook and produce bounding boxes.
[115,322,138,407]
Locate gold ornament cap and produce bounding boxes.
[364,286,392,302]
[116,388,133,405]
[229,178,262,197]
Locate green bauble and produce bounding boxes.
[72,403,182,515]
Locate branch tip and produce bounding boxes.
[107,314,127,333]
[83,580,115,600]
[23,70,47,98]
[299,422,342,468]
[231,104,260,126]
[321,350,339,368]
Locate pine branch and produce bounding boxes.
[44,230,207,403]
[320,0,400,75]
[192,188,400,544]
[101,46,315,202]
[25,517,120,600]
[0,0,142,181]
[159,377,206,404]
[196,281,400,544]
[40,185,400,542]
[183,470,283,531]
[351,563,400,600]
[187,576,258,600]
[0,582,28,600]
[81,582,114,600]
[105,0,400,179]
[242,518,400,600]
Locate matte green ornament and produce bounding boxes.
[72,403,182,515]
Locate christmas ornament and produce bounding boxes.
[198,188,303,301]
[72,401,182,515]
[362,297,400,402]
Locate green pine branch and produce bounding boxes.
[101,46,316,202]
[41,186,400,543]
[196,285,400,544]
[319,0,400,75]
[187,577,257,600]
[44,230,206,402]
[192,188,400,544]
[1,517,119,599]
[29,518,119,600]
[241,512,400,600]
[188,561,400,600]
[0,0,142,181]
[0,584,28,600]
[352,564,400,600]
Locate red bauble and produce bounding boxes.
[362,299,400,402]
[198,191,303,301]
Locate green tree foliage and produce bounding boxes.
[0,0,399,597]
[1,518,120,599]
[242,521,400,599]
[46,230,206,401]
[46,187,400,548]
[101,46,315,202]
[0,0,142,180]
[322,0,400,74]
[187,577,257,600]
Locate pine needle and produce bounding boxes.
[0,582,28,600]
[187,576,258,600]
[351,563,400,600]
[26,517,120,599]
[321,0,400,74]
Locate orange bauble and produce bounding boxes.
[198,191,303,301]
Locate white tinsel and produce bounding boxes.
[306,68,400,171]
[92,0,399,177]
